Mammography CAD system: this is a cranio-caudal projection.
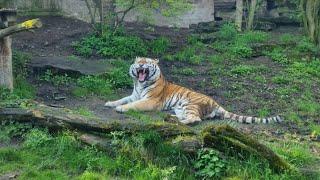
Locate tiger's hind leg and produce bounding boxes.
[180,114,202,124]
[174,106,202,124]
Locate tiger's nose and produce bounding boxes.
[139,64,143,67]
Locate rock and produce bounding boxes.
[258,16,300,26]
[28,56,112,77]
[254,21,277,31]
[189,21,216,33]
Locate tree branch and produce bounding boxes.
[0,19,42,39]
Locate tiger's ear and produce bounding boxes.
[154,59,159,64]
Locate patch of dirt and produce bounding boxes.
[13,16,92,56]
[11,16,310,137]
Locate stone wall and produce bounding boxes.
[9,0,215,28]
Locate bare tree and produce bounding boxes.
[83,0,191,34]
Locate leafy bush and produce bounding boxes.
[231,65,257,76]
[217,23,237,41]
[237,31,269,44]
[149,37,171,56]
[296,37,318,53]
[12,51,31,78]
[40,70,73,86]
[103,60,132,89]
[73,30,148,58]
[194,149,226,179]
[280,33,297,44]
[76,76,113,96]
[264,48,290,64]
[23,129,53,149]
[230,44,253,58]
[214,27,268,58]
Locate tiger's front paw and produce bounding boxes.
[115,106,128,113]
[104,101,118,108]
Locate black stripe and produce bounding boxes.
[147,69,157,80]
[165,96,174,109]
[252,117,255,123]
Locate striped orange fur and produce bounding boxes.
[105,57,282,124]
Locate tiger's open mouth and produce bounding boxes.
[136,68,149,82]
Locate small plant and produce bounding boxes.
[280,33,297,44]
[217,23,237,41]
[40,70,73,86]
[237,31,269,44]
[173,67,196,76]
[23,129,53,149]
[74,107,95,117]
[264,48,290,64]
[296,37,318,53]
[194,148,226,179]
[272,75,291,85]
[149,37,171,56]
[0,121,31,143]
[104,60,132,89]
[73,30,148,58]
[230,65,257,76]
[76,75,113,97]
[230,44,253,58]
[12,51,32,78]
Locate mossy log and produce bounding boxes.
[0,103,195,138]
[202,125,291,172]
[0,103,290,172]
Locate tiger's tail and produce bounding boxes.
[216,106,282,124]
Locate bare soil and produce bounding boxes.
[12,16,313,137]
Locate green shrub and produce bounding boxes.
[12,51,31,78]
[40,70,73,86]
[237,31,269,44]
[13,75,36,99]
[104,60,132,89]
[264,48,290,64]
[149,37,171,56]
[73,30,148,58]
[76,76,113,97]
[217,23,237,41]
[230,44,253,58]
[231,65,257,75]
[194,149,226,179]
[280,33,297,44]
[23,129,53,149]
[296,37,318,53]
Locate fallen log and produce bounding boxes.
[0,102,291,172]
[0,103,195,138]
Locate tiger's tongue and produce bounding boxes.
[138,72,146,81]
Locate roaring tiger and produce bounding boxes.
[104,57,282,124]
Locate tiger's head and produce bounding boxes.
[129,57,161,83]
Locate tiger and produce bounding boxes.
[104,57,282,124]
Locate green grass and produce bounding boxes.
[74,107,96,118]
[73,28,148,58]
[172,67,197,76]
[0,126,194,179]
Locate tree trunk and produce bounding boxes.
[0,18,42,90]
[235,0,244,31]
[0,36,12,90]
[300,0,320,46]
[247,0,257,30]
